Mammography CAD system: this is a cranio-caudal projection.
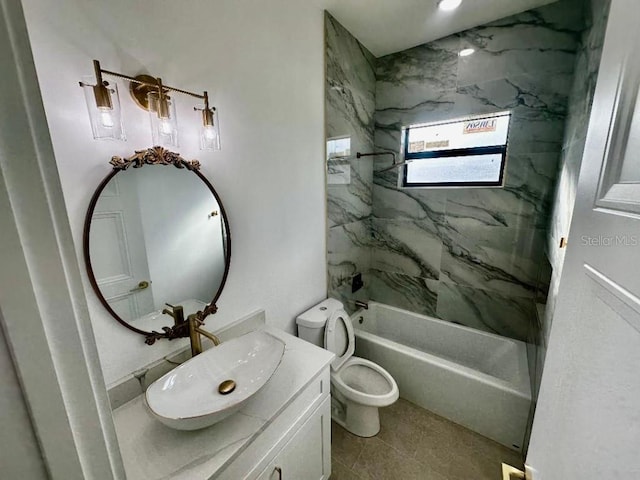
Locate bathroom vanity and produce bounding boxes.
[111,326,334,480]
[82,150,335,478]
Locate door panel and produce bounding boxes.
[107,293,139,323]
[91,174,154,321]
[528,1,640,478]
[542,265,640,478]
[91,211,132,283]
[255,398,331,480]
[595,8,640,213]
[274,400,329,480]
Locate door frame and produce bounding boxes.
[0,0,124,478]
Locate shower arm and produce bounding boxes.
[327,151,408,172]
[356,151,395,162]
[358,152,416,173]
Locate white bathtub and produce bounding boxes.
[352,302,531,452]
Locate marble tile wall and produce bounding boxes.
[544,0,611,347]
[368,0,585,342]
[325,13,376,310]
[521,1,610,454]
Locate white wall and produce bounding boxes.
[0,313,48,479]
[134,167,226,310]
[20,0,328,385]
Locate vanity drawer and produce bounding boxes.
[216,367,330,480]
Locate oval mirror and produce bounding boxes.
[83,147,231,344]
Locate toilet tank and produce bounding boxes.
[296,298,345,347]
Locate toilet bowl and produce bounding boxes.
[296,299,399,437]
[331,356,398,437]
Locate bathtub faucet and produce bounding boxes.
[354,300,369,310]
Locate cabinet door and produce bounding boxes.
[257,397,331,480]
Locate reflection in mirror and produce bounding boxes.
[85,154,230,341]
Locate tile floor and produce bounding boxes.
[330,399,524,480]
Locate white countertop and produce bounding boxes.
[112,326,334,480]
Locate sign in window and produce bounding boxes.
[402,112,511,187]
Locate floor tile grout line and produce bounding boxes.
[332,422,366,470]
[332,454,366,480]
[351,443,367,473]
[411,428,427,461]
[375,431,419,460]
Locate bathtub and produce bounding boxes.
[352,302,531,452]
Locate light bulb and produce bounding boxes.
[147,90,178,147]
[199,113,220,151]
[459,48,475,57]
[439,0,462,11]
[99,109,114,128]
[203,125,217,140]
[81,76,125,140]
[160,118,173,135]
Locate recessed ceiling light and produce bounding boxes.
[439,0,462,11]
[459,48,475,57]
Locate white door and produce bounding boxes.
[528,1,640,478]
[91,172,155,321]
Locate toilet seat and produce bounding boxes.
[324,309,398,407]
[324,309,355,372]
[331,356,399,407]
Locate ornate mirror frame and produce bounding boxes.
[83,147,231,345]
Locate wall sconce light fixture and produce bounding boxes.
[79,61,125,141]
[79,60,221,151]
[195,99,220,151]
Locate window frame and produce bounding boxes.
[400,112,512,189]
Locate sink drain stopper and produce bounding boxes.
[218,379,236,395]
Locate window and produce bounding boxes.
[326,136,352,185]
[402,111,511,187]
[326,136,351,159]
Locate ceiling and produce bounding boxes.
[318,0,559,57]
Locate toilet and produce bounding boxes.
[296,298,399,437]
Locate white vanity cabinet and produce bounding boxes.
[217,367,331,480]
[112,326,334,480]
[254,398,331,480]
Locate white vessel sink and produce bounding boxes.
[145,330,286,430]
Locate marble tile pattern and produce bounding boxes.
[331,398,523,480]
[521,0,611,454]
[545,0,611,345]
[366,0,585,341]
[326,13,377,307]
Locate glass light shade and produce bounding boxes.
[200,109,221,151]
[81,77,125,141]
[147,91,179,147]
